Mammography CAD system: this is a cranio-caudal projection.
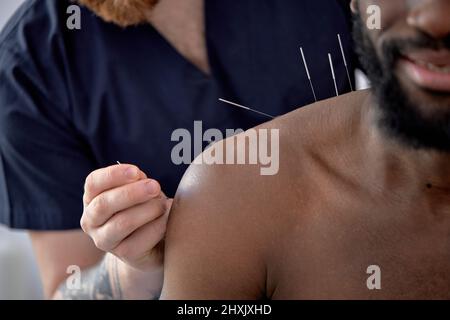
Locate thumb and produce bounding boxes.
[165,198,174,214]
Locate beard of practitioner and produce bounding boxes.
[160,0,450,299]
[77,0,159,27]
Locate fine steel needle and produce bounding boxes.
[300,47,318,102]
[337,34,354,91]
[218,98,275,119]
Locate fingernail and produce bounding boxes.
[145,180,159,195]
[407,11,419,26]
[125,167,138,179]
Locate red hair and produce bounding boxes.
[77,0,159,27]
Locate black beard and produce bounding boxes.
[352,13,450,152]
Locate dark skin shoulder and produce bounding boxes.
[162,89,450,299]
[162,88,450,299]
[160,89,370,299]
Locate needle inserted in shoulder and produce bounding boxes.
[299,47,318,102]
[218,98,275,119]
[116,161,122,165]
[337,34,354,91]
[328,53,339,97]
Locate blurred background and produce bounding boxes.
[0,0,44,300]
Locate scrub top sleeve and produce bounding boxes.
[0,47,96,230]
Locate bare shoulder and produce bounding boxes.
[161,90,370,299]
[272,89,371,147]
[172,89,371,201]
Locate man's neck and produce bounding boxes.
[361,93,450,195]
[146,0,210,75]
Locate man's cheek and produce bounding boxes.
[358,0,412,57]
[359,0,408,32]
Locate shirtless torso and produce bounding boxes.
[161,89,450,299]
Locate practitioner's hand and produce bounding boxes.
[81,164,172,298]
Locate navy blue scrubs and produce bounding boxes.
[0,0,356,230]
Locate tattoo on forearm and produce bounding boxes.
[56,255,123,300]
[112,254,123,299]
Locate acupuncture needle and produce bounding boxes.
[299,47,318,102]
[337,34,354,91]
[218,98,275,119]
[328,53,339,96]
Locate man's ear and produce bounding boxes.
[350,0,358,14]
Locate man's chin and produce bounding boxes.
[375,75,450,151]
[395,72,450,120]
[78,0,158,27]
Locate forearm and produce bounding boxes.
[53,253,162,300]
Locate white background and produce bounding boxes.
[0,0,44,300]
